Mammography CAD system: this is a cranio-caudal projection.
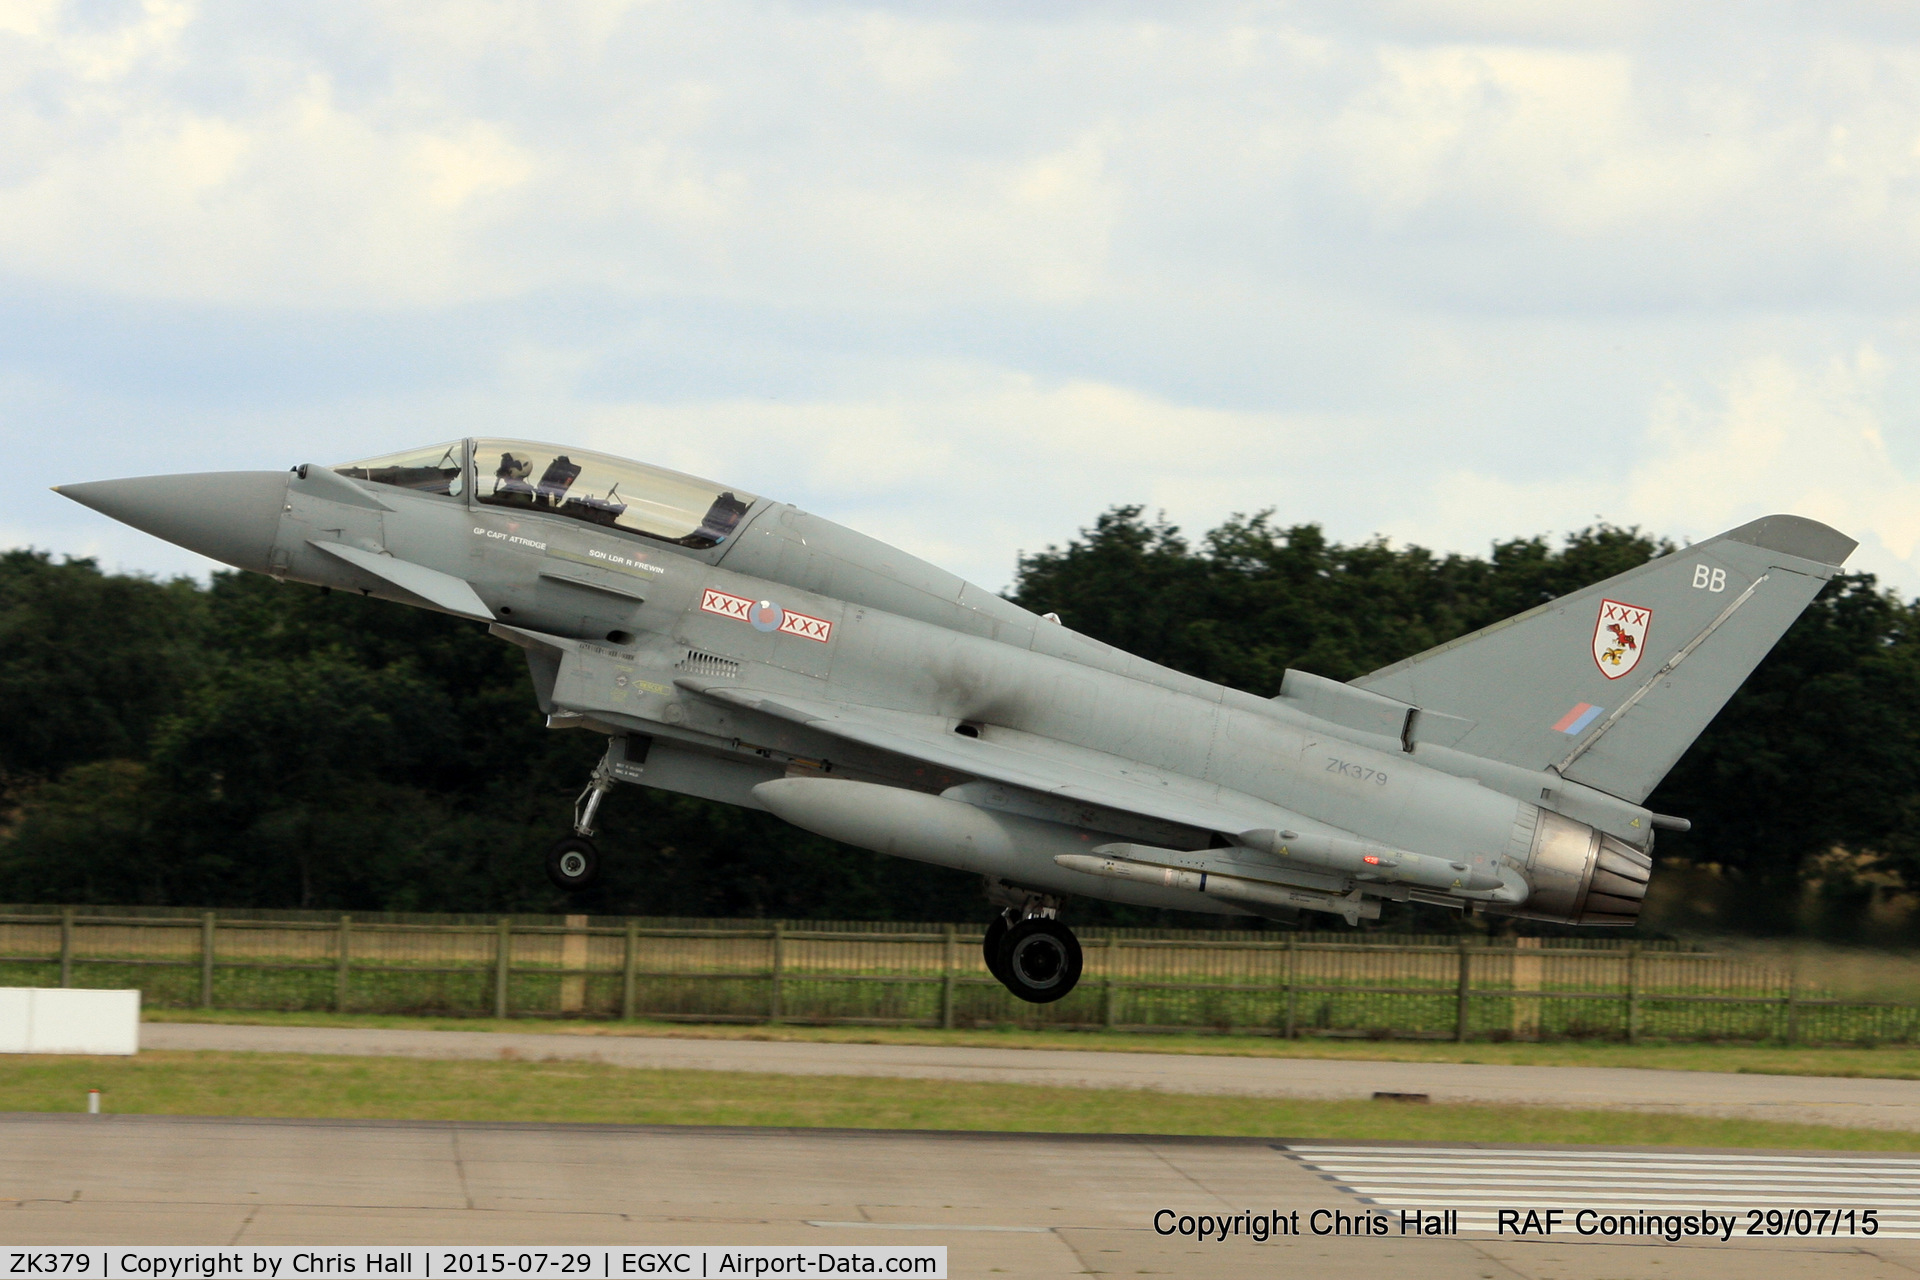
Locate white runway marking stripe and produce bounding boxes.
[1283,1145,1920,1239]
[1317,1165,1913,1182]
[1293,1145,1920,1165]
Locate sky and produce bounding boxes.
[7,0,1920,594]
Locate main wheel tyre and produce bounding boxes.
[983,913,1013,985]
[999,918,1082,1004]
[546,836,600,891]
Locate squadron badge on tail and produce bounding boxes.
[1592,599,1651,679]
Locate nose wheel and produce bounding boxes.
[546,836,600,891]
[983,913,1083,1004]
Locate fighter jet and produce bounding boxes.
[57,440,1854,1003]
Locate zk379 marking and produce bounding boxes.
[1326,757,1388,786]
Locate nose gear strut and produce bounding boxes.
[546,736,649,893]
[573,752,616,839]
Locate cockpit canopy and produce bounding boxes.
[334,442,465,496]
[333,438,759,550]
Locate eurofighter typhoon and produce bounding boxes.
[57,441,1854,1002]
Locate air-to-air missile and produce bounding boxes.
[57,439,1854,1002]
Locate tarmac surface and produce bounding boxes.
[143,1021,1920,1131]
[5,1113,1918,1278]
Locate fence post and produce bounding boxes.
[622,920,638,1022]
[1625,943,1639,1044]
[1284,936,1297,1040]
[1785,949,1801,1046]
[1454,941,1472,1043]
[335,916,352,1013]
[941,924,956,1031]
[1511,936,1543,1040]
[199,911,215,1008]
[494,917,511,1019]
[59,907,74,988]
[768,922,784,1023]
[558,914,589,1014]
[1102,936,1118,1030]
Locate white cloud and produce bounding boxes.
[11,0,1920,602]
[505,359,1348,588]
[5,1,1920,315]
[1430,345,1920,584]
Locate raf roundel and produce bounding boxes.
[750,599,786,633]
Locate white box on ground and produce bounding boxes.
[0,988,28,1053]
[0,987,140,1054]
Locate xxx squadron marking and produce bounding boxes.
[1593,599,1651,680]
[702,587,834,643]
[701,587,753,620]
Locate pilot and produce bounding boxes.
[494,453,534,498]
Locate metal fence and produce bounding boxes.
[2,907,1914,1044]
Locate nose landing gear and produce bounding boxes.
[545,740,625,890]
[981,885,1083,1004]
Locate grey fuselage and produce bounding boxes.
[202,453,1650,925]
[52,446,1674,926]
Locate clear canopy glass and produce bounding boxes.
[333,442,465,497]
[474,439,757,549]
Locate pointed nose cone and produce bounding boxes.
[55,471,290,574]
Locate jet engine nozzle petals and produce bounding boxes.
[56,470,291,574]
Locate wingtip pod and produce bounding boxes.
[1723,514,1856,568]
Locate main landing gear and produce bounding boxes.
[982,889,1083,1004]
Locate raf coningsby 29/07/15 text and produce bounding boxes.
[1151,1207,1883,1243]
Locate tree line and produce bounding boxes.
[2,507,1915,936]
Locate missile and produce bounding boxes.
[1237,827,1503,893]
[1052,853,1380,924]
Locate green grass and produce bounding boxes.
[5,1049,1915,1151]
[30,950,1920,1046]
[146,1007,1920,1080]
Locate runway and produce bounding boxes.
[143,1021,1920,1131]
[4,1114,1918,1279]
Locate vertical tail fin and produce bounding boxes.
[1354,515,1856,803]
